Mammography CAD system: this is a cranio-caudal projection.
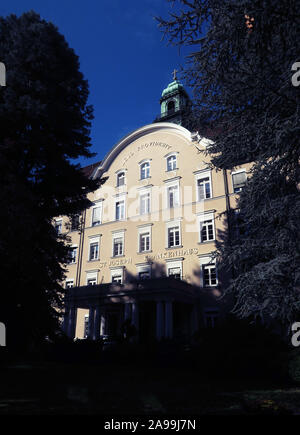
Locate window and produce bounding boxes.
[86,271,98,286]
[168,186,179,208]
[140,192,150,215]
[139,232,150,252]
[136,264,151,280]
[232,171,247,193]
[71,214,80,231]
[167,100,175,114]
[203,264,217,287]
[116,201,125,221]
[66,280,74,289]
[117,171,125,187]
[113,237,123,257]
[140,161,150,179]
[68,247,77,264]
[200,220,215,242]
[204,309,220,328]
[197,177,211,200]
[168,226,180,248]
[167,155,177,171]
[168,267,181,280]
[139,271,150,280]
[233,209,246,238]
[89,242,99,261]
[111,267,124,284]
[92,205,102,226]
[54,220,62,235]
[115,200,125,220]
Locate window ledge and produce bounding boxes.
[198,240,215,245]
[165,245,183,250]
[137,250,152,255]
[87,259,99,263]
[111,255,125,259]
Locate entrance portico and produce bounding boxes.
[63,278,198,343]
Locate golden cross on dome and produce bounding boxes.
[172,69,178,81]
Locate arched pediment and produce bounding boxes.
[93,122,193,179]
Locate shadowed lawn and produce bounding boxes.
[0,358,299,415]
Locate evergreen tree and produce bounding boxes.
[0,11,103,351]
[158,1,300,327]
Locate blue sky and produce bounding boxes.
[0,0,192,166]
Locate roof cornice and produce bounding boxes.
[93,122,192,179]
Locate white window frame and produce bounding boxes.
[138,224,152,253]
[91,202,102,227]
[198,212,215,243]
[194,169,212,201]
[164,177,181,209]
[68,245,78,264]
[139,159,151,180]
[165,219,182,248]
[86,270,98,286]
[110,267,124,284]
[65,279,74,289]
[166,259,183,280]
[116,170,126,187]
[231,169,247,193]
[136,263,151,280]
[199,255,218,287]
[165,153,178,171]
[112,230,125,257]
[139,191,151,215]
[115,200,125,221]
[114,193,126,221]
[88,236,100,261]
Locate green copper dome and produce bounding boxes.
[161,79,184,97]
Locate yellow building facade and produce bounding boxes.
[58,79,249,343]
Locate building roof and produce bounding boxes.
[81,160,102,178]
[161,79,184,97]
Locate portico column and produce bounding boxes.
[67,306,77,339]
[156,301,164,341]
[100,312,106,336]
[88,306,95,340]
[132,303,139,330]
[124,303,131,321]
[165,301,173,339]
[94,306,101,340]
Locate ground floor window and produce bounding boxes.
[203,264,217,286]
[168,267,181,280]
[204,309,220,328]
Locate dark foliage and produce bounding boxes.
[158,0,300,325]
[0,11,103,351]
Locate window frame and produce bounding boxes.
[91,202,102,227]
[166,154,177,171]
[88,236,100,261]
[194,169,213,202]
[232,169,247,193]
[117,171,126,187]
[139,160,151,180]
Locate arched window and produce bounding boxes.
[140,161,150,179]
[167,154,177,171]
[167,100,175,114]
[117,171,125,187]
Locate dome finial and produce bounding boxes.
[172,68,178,81]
